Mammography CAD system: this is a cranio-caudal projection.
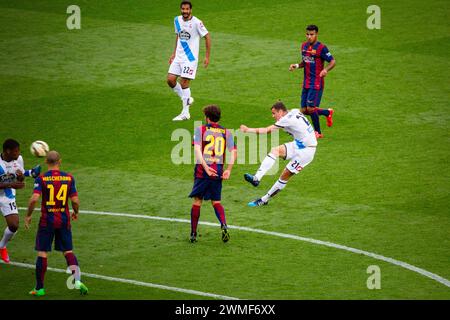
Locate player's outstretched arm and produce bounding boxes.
[25,193,40,229]
[240,124,278,134]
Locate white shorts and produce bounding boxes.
[168,58,198,79]
[284,141,316,174]
[0,199,18,217]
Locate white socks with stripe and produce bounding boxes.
[182,88,191,114]
[172,82,183,99]
[0,227,16,248]
[255,153,277,181]
[261,178,288,203]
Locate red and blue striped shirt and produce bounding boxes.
[193,123,236,180]
[301,41,334,90]
[33,170,77,229]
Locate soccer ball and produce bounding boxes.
[30,140,49,157]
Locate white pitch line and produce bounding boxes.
[20,208,450,289]
[1,261,239,300]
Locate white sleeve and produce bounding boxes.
[17,156,25,173]
[275,117,289,128]
[196,19,208,37]
[174,16,178,34]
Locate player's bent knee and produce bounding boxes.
[167,77,176,88]
[63,250,73,256]
[38,251,47,258]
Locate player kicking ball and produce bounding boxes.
[240,101,317,206]
[188,105,237,242]
[25,151,88,296]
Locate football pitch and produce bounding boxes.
[0,0,449,300]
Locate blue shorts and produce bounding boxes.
[301,88,323,108]
[35,226,73,252]
[189,178,222,201]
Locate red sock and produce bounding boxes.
[191,205,201,234]
[213,203,227,226]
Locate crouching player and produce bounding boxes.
[189,105,237,243]
[25,151,88,296]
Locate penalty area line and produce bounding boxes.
[0,260,239,300]
[20,207,450,289]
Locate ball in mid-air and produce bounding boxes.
[30,140,49,157]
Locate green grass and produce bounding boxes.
[0,0,449,299]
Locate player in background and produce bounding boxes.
[0,139,40,264]
[168,0,211,121]
[289,24,336,139]
[189,105,237,243]
[25,151,88,296]
[240,101,317,206]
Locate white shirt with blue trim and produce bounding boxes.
[275,109,317,148]
[174,15,208,63]
[0,155,24,201]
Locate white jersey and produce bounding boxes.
[275,109,317,148]
[0,155,24,201]
[173,15,208,62]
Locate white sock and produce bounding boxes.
[0,227,16,248]
[261,178,288,203]
[172,83,183,99]
[182,88,191,113]
[255,153,277,181]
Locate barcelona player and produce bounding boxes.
[0,139,40,264]
[189,105,237,243]
[25,151,88,297]
[289,24,336,138]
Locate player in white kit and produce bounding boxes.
[0,139,40,263]
[167,1,211,121]
[240,101,317,206]
[0,139,25,263]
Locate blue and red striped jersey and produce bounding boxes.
[33,170,77,229]
[301,41,334,90]
[193,123,236,180]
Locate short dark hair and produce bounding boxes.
[180,1,192,8]
[3,139,20,152]
[203,105,221,122]
[271,101,287,112]
[306,24,319,32]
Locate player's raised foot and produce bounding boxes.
[0,247,10,264]
[221,225,230,243]
[244,173,260,187]
[31,164,41,178]
[326,109,334,127]
[75,280,88,295]
[315,131,324,139]
[172,112,191,121]
[29,288,46,297]
[189,232,197,243]
[247,198,268,207]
